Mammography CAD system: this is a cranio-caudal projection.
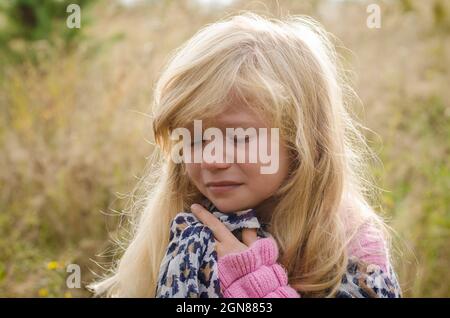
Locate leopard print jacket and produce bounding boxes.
[155,201,402,298]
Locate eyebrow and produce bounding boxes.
[212,118,263,128]
[183,116,265,132]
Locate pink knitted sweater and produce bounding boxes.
[217,224,389,298]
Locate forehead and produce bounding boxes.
[206,104,269,128]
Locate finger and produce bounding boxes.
[241,228,258,246]
[190,204,235,243]
[215,242,224,257]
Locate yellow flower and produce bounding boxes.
[38,288,49,297]
[47,261,59,270]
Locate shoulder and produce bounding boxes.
[337,256,402,298]
[341,196,390,272]
[347,221,390,273]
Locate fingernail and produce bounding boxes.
[191,204,200,212]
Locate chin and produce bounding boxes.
[209,198,250,213]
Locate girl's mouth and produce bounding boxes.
[205,181,243,194]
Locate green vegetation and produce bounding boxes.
[0,0,448,297]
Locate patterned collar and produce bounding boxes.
[200,197,271,237]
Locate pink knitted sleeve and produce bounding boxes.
[347,223,390,273]
[217,237,300,298]
[217,224,389,298]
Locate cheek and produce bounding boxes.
[238,163,278,198]
[185,163,202,186]
[240,143,291,195]
[246,168,287,196]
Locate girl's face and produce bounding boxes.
[184,104,291,213]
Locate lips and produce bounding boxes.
[205,181,243,194]
[206,181,243,187]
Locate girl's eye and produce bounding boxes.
[191,139,207,147]
[234,136,251,144]
[190,139,205,146]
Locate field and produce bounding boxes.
[0,0,448,297]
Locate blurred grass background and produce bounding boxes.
[0,0,448,297]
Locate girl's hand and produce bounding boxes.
[190,203,258,258]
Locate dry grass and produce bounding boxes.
[0,0,448,297]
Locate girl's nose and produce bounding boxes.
[200,157,232,170]
[200,141,233,170]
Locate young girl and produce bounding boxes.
[89,12,402,298]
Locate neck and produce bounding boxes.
[254,196,278,225]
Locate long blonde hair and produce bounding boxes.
[88,12,389,297]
